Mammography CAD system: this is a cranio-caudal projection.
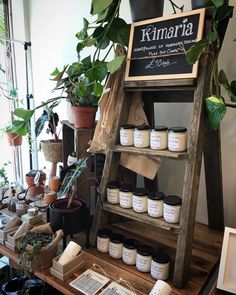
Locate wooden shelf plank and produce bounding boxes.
[114,145,189,160]
[103,203,181,233]
[124,79,195,89]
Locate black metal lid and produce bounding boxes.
[97,228,112,238]
[152,251,170,264]
[168,127,187,133]
[123,238,139,249]
[137,245,153,256]
[148,191,165,200]
[107,181,120,189]
[133,187,149,196]
[110,233,125,244]
[120,184,133,192]
[152,126,168,132]
[120,124,135,129]
[135,125,150,131]
[164,195,182,206]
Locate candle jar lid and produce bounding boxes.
[107,181,120,189]
[120,124,135,129]
[135,125,150,131]
[164,195,182,206]
[97,229,112,238]
[138,245,153,256]
[123,239,139,249]
[148,191,165,200]
[168,127,187,133]
[152,126,168,132]
[120,184,133,193]
[133,188,149,196]
[110,233,125,244]
[152,251,170,264]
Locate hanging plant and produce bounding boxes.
[185,0,235,129]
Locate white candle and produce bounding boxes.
[58,241,81,265]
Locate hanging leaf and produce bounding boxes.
[219,70,236,102]
[13,108,34,121]
[76,18,89,40]
[107,18,130,46]
[206,96,226,129]
[107,56,125,73]
[81,56,92,71]
[93,82,103,97]
[93,27,110,49]
[91,0,113,15]
[214,5,233,22]
[35,111,49,137]
[186,39,209,64]
[67,62,83,77]
[207,31,218,43]
[85,60,108,82]
[211,0,224,8]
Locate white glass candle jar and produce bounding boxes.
[168,127,187,152]
[109,233,124,259]
[163,195,182,223]
[150,126,168,150]
[133,188,149,213]
[120,124,135,146]
[122,239,139,265]
[151,251,170,280]
[107,181,120,204]
[119,184,133,209]
[134,125,150,148]
[97,229,112,253]
[149,280,172,295]
[148,191,165,218]
[136,245,153,273]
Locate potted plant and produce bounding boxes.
[25,169,46,197]
[186,0,235,129]
[4,125,23,147]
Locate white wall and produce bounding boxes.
[23,0,236,227]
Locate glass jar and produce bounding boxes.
[134,125,150,148]
[168,127,187,152]
[148,191,165,218]
[109,233,124,259]
[150,126,168,150]
[163,195,182,223]
[151,251,170,280]
[136,245,153,273]
[120,124,135,146]
[119,184,133,209]
[97,229,112,253]
[16,201,28,218]
[133,188,149,213]
[107,181,120,204]
[122,239,139,265]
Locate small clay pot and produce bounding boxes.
[44,191,57,205]
[25,170,46,197]
[6,132,23,146]
[49,176,61,192]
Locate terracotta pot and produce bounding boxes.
[71,106,97,128]
[25,171,46,197]
[49,176,61,192]
[40,140,63,163]
[129,0,164,22]
[6,132,22,146]
[44,191,57,205]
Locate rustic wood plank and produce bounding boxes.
[125,79,195,89]
[114,145,189,159]
[103,203,180,233]
[62,121,75,168]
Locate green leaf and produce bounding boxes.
[214,5,233,22]
[93,27,110,49]
[85,61,108,82]
[207,31,218,43]
[13,108,34,121]
[81,56,92,71]
[206,96,226,129]
[219,70,236,102]
[93,82,103,97]
[186,39,209,64]
[97,7,109,22]
[219,69,229,86]
[76,42,84,54]
[67,62,83,77]
[35,111,49,137]
[211,0,224,8]
[11,120,29,136]
[107,18,130,46]
[50,68,60,77]
[107,56,125,73]
[50,66,68,81]
[92,0,113,15]
[76,18,89,40]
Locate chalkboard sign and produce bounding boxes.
[125,9,205,81]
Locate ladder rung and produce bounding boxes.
[114,145,189,160]
[103,203,181,234]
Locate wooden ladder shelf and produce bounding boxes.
[89,15,227,288]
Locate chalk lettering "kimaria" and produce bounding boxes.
[140,18,193,42]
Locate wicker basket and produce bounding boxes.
[40,140,63,163]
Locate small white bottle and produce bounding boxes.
[163,195,182,224]
[136,245,153,273]
[122,239,139,266]
[151,251,170,280]
[120,124,135,146]
[97,229,112,253]
[134,125,150,148]
[150,126,168,150]
[168,127,187,152]
[148,191,164,218]
[133,188,149,213]
[107,181,120,204]
[119,184,133,209]
[109,233,124,259]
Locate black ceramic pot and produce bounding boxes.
[191,0,228,9]
[129,0,164,22]
[49,198,86,235]
[1,278,26,295]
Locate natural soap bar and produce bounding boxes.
[58,241,81,265]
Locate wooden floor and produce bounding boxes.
[86,221,223,295]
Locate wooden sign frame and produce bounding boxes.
[217,227,236,293]
[125,9,205,81]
